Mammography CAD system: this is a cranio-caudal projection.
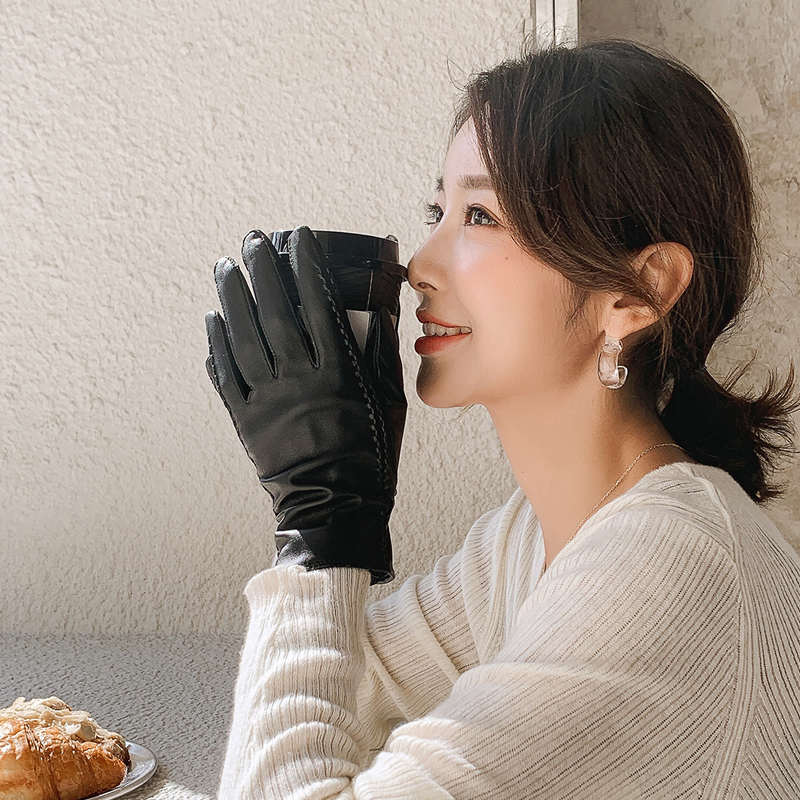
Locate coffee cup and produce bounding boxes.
[268,229,407,354]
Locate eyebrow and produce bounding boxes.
[435,174,495,193]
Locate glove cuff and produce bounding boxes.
[274,504,394,585]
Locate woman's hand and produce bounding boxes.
[205,226,407,584]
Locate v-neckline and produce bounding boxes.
[532,459,716,580]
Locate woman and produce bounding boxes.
[205,37,800,799]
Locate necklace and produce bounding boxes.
[538,442,689,579]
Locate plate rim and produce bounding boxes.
[90,740,158,800]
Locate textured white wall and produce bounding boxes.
[1,0,527,633]
[3,0,798,634]
[580,0,800,548]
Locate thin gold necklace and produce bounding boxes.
[538,443,689,579]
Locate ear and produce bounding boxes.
[603,242,694,341]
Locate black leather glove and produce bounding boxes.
[205,226,407,584]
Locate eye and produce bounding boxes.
[465,205,497,226]
[423,201,498,228]
[423,201,442,226]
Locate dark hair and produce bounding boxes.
[448,36,799,504]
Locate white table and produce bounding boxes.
[1,633,243,799]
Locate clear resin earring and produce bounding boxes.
[598,335,628,389]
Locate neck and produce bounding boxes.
[486,377,692,570]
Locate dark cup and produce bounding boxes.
[268,229,407,353]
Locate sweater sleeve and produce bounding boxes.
[216,537,484,800]
[355,494,526,753]
[217,502,745,800]
[357,543,480,754]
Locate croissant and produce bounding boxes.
[0,697,130,800]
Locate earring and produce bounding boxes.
[598,335,628,389]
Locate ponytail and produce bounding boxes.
[659,359,800,503]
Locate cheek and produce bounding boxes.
[462,262,575,400]
[461,260,563,351]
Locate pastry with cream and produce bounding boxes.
[0,696,130,800]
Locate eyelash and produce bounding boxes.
[423,201,498,228]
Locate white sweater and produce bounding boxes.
[216,461,800,799]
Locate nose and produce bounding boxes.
[407,238,442,295]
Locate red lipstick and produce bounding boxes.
[414,332,470,355]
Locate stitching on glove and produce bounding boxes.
[370,316,391,496]
[311,260,387,496]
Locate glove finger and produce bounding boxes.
[205,310,249,408]
[366,305,406,407]
[205,354,220,392]
[366,306,407,469]
[214,256,273,385]
[241,230,313,370]
[287,226,360,369]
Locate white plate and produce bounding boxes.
[91,741,158,799]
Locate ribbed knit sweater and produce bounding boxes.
[217,461,800,799]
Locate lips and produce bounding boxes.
[416,309,470,329]
[414,330,471,356]
[414,307,472,355]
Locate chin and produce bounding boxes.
[415,370,472,409]
[418,393,462,409]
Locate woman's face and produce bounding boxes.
[407,118,598,411]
